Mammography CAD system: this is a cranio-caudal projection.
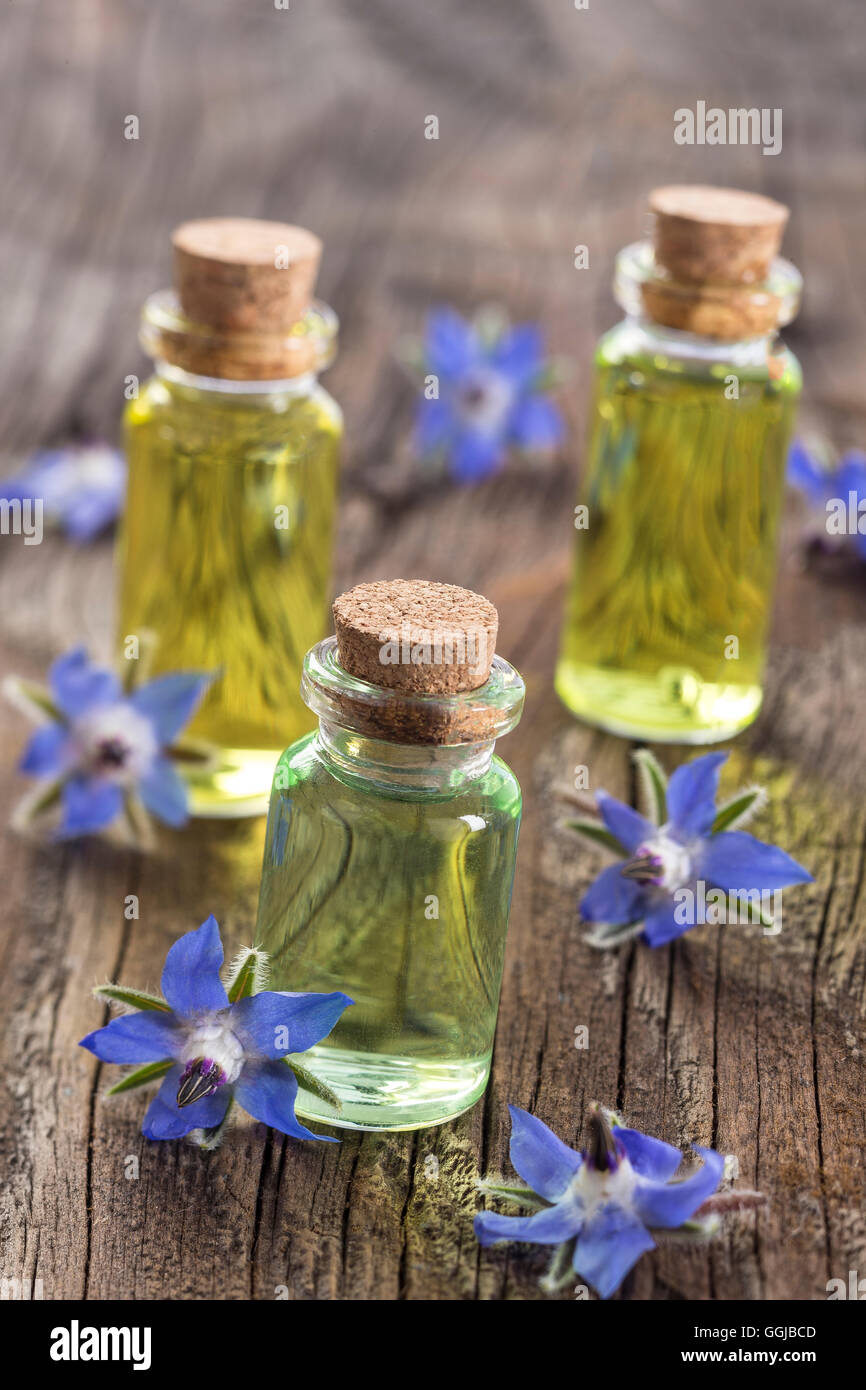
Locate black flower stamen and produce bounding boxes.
[96,736,129,769]
[176,1057,225,1108]
[586,1108,620,1172]
[460,383,487,410]
[621,851,664,885]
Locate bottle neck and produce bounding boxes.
[315,719,495,795]
[613,239,801,346]
[617,314,776,369]
[154,359,320,400]
[140,289,338,385]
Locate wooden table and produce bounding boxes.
[1,0,864,1301]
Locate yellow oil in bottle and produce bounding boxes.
[119,373,341,815]
[557,187,803,744]
[556,329,800,742]
[118,217,341,816]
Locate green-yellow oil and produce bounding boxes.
[556,328,801,742]
[119,374,341,815]
[254,733,522,1131]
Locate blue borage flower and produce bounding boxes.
[0,443,126,542]
[569,750,812,948]
[787,438,866,561]
[413,307,564,483]
[475,1104,756,1298]
[80,915,352,1148]
[4,645,215,843]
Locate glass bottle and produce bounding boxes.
[556,186,802,743]
[254,581,524,1131]
[118,219,342,817]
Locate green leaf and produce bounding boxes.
[226,946,269,1002]
[564,819,626,855]
[286,1058,342,1112]
[648,1215,721,1243]
[531,359,569,393]
[712,787,767,834]
[585,919,644,950]
[95,984,171,1012]
[2,675,67,726]
[539,1238,579,1294]
[106,1059,173,1095]
[478,1181,548,1211]
[473,304,509,348]
[121,792,155,851]
[726,892,775,930]
[633,748,668,824]
[166,735,219,770]
[11,778,63,831]
[395,333,426,376]
[197,1097,234,1151]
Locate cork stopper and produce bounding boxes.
[650,186,788,286]
[172,218,322,331]
[308,580,513,745]
[146,217,326,379]
[334,580,498,695]
[642,186,791,339]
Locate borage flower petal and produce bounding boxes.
[633,1146,725,1228]
[580,862,645,925]
[573,1204,656,1300]
[138,758,189,827]
[0,443,125,543]
[665,752,727,838]
[595,790,654,854]
[7,645,215,842]
[143,1065,232,1141]
[233,989,354,1060]
[61,777,124,837]
[475,1105,731,1299]
[20,723,69,777]
[475,1196,584,1248]
[79,916,353,1149]
[129,671,213,745]
[80,1010,181,1064]
[235,1062,334,1144]
[424,308,481,378]
[507,1104,583,1201]
[698,831,814,893]
[414,306,562,484]
[160,914,229,1017]
[614,1127,682,1182]
[573,751,811,949]
[51,647,121,719]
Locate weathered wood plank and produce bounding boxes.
[1,0,865,1301]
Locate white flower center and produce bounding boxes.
[572,1154,637,1218]
[181,1017,245,1086]
[46,446,122,505]
[638,830,694,892]
[454,367,514,435]
[72,704,158,784]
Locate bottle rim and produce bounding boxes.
[301,637,525,747]
[615,239,802,340]
[140,290,339,381]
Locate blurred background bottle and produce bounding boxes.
[556,186,802,743]
[118,218,342,816]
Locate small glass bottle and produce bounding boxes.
[118,218,342,816]
[254,580,524,1131]
[556,186,802,743]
